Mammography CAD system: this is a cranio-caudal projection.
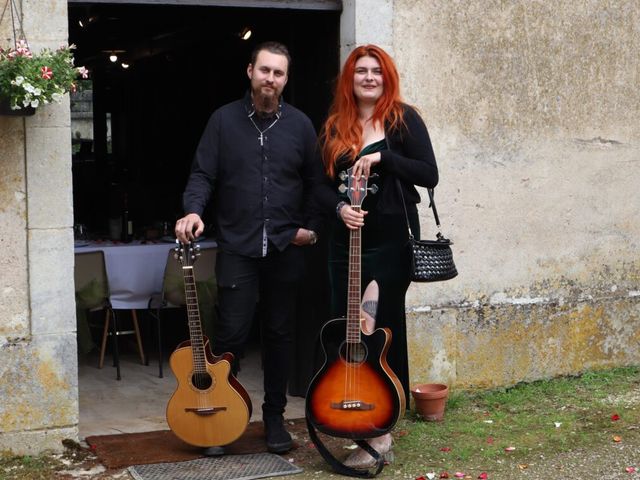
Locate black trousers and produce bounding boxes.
[213,245,305,418]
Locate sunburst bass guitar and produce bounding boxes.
[166,242,252,447]
[306,167,406,439]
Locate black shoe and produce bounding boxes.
[264,415,292,454]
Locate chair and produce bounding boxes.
[147,246,218,378]
[74,250,145,380]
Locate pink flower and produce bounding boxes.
[77,66,89,79]
[15,39,32,58]
[40,66,53,80]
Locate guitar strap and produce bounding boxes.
[305,417,386,478]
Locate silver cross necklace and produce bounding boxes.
[248,111,281,146]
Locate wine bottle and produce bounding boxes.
[121,193,133,243]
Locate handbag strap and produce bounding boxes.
[396,179,443,240]
[306,417,385,478]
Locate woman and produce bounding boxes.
[318,44,439,468]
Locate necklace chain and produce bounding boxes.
[248,113,280,147]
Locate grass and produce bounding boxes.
[0,366,638,479]
[387,365,640,478]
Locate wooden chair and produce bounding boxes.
[147,245,217,378]
[74,250,145,380]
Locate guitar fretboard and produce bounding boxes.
[347,206,362,344]
[183,266,207,373]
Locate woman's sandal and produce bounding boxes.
[343,434,394,470]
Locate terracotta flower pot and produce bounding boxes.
[411,383,449,421]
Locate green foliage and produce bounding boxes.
[0,40,87,111]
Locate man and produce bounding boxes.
[175,41,322,454]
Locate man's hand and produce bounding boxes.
[291,228,317,246]
[175,213,204,243]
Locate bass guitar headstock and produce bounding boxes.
[338,166,378,208]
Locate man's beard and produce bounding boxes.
[252,85,279,114]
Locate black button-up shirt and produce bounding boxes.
[183,92,323,257]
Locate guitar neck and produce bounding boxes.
[183,266,207,372]
[347,206,362,344]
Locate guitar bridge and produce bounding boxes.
[184,406,227,416]
[330,400,375,411]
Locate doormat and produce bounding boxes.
[86,419,307,469]
[127,453,302,480]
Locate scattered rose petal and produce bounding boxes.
[426,474,437,480]
[613,435,622,443]
[486,436,494,444]
[415,477,426,480]
[554,422,562,428]
[478,473,488,479]
[440,447,452,452]
[440,473,450,479]
[344,444,358,450]
[611,414,621,421]
[454,473,465,478]
[397,430,409,437]
[518,464,529,470]
[504,446,516,452]
[625,467,636,473]
[483,420,494,424]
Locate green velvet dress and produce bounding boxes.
[328,139,418,403]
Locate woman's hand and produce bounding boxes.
[339,203,367,230]
[352,152,381,180]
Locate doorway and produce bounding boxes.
[68,1,339,438]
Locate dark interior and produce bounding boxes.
[68,3,340,238]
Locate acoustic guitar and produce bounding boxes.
[166,242,252,447]
[306,167,406,439]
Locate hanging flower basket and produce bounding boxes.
[0,0,88,115]
[0,40,89,115]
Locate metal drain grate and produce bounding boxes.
[128,452,302,480]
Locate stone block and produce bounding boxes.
[29,228,76,335]
[25,125,74,229]
[0,333,78,434]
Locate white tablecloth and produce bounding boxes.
[75,239,217,309]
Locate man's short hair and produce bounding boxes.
[250,41,292,72]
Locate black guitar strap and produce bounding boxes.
[305,417,385,478]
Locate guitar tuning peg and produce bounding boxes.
[367,184,379,194]
[338,184,347,193]
[338,171,348,181]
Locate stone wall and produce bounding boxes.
[393,0,640,388]
[0,0,78,455]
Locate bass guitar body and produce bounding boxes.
[306,317,406,439]
[166,337,252,447]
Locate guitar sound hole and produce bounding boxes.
[339,341,367,365]
[191,371,213,391]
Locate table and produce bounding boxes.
[74,239,218,309]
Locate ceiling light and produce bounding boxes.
[239,27,252,41]
[109,54,118,62]
[121,63,130,69]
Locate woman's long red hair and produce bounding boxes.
[320,44,406,177]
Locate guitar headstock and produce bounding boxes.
[338,166,378,208]
[174,241,201,267]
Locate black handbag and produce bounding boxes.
[397,180,458,282]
